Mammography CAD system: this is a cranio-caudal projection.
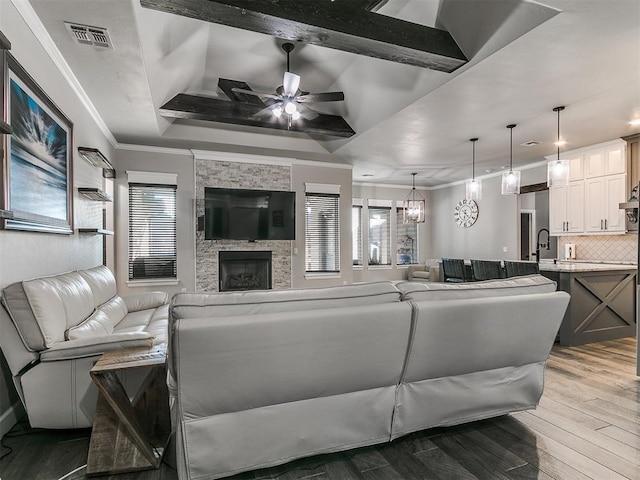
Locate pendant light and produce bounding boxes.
[465,138,482,200]
[547,105,569,186]
[403,173,426,223]
[501,124,521,195]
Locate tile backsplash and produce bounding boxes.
[558,234,637,263]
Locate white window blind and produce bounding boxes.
[352,205,363,266]
[128,183,177,280]
[305,193,340,273]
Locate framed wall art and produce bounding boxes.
[2,53,73,233]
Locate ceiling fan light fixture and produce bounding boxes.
[548,106,570,187]
[291,110,301,121]
[502,124,521,195]
[403,173,426,223]
[284,101,297,115]
[272,105,283,118]
[465,137,482,200]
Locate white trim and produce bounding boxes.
[304,272,342,280]
[367,199,393,208]
[116,144,191,156]
[191,150,294,166]
[366,265,393,270]
[126,279,180,287]
[126,171,178,185]
[354,181,420,189]
[11,0,117,147]
[352,198,363,207]
[305,183,341,195]
[0,401,25,438]
[294,159,353,170]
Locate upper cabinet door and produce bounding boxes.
[567,155,584,181]
[605,145,625,175]
[584,150,605,178]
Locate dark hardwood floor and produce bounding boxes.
[1,338,638,480]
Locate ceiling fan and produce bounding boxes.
[230,42,346,123]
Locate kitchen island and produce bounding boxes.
[539,261,637,346]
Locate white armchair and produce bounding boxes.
[407,260,440,282]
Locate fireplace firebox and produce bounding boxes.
[219,251,272,292]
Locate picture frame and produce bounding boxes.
[1,53,73,234]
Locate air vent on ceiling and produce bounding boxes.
[520,140,541,147]
[64,22,113,49]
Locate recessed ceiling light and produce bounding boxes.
[520,140,541,147]
[630,119,640,126]
[361,173,374,177]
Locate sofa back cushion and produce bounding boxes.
[397,274,556,301]
[78,265,118,307]
[2,272,94,350]
[170,281,402,319]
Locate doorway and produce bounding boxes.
[520,210,535,261]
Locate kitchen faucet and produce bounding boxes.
[536,228,550,264]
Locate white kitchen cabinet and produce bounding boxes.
[584,144,626,178]
[549,181,584,235]
[584,174,626,233]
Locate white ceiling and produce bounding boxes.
[27,0,640,186]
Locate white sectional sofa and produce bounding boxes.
[168,275,569,480]
[0,265,169,429]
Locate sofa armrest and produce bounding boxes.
[40,332,153,362]
[123,292,169,313]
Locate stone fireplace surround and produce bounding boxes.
[195,154,292,292]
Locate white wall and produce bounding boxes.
[0,1,114,427]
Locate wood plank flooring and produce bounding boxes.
[1,338,638,480]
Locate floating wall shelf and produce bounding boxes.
[78,187,113,202]
[77,147,115,178]
[78,228,114,235]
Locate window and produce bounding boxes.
[305,193,340,273]
[128,177,177,280]
[352,203,363,266]
[368,206,391,266]
[396,207,418,264]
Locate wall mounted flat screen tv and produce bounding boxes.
[204,187,296,240]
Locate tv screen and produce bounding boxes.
[204,187,296,240]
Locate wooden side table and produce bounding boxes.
[86,344,171,476]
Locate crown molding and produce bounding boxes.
[116,143,191,156]
[11,0,117,147]
[191,150,294,166]
[293,159,353,170]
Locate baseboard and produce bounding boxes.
[0,401,25,438]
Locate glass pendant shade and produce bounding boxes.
[403,173,426,223]
[501,124,521,195]
[547,158,570,186]
[547,106,569,186]
[466,138,482,200]
[466,178,483,200]
[501,170,521,195]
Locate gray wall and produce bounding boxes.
[113,147,196,297]
[0,2,114,431]
[429,165,548,261]
[352,183,430,282]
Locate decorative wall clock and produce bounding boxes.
[454,199,479,227]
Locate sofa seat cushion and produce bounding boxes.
[66,310,114,340]
[398,274,556,301]
[2,272,95,350]
[113,304,169,345]
[171,281,402,319]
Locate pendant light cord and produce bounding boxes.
[554,106,565,161]
[507,124,516,172]
[470,138,478,180]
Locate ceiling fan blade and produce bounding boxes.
[231,87,280,101]
[297,104,319,121]
[252,105,279,118]
[296,92,345,103]
[283,72,301,96]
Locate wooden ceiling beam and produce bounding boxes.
[140,0,467,72]
[160,93,356,138]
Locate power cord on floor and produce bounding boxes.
[0,419,44,460]
[57,463,86,480]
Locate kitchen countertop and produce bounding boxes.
[538,260,637,272]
